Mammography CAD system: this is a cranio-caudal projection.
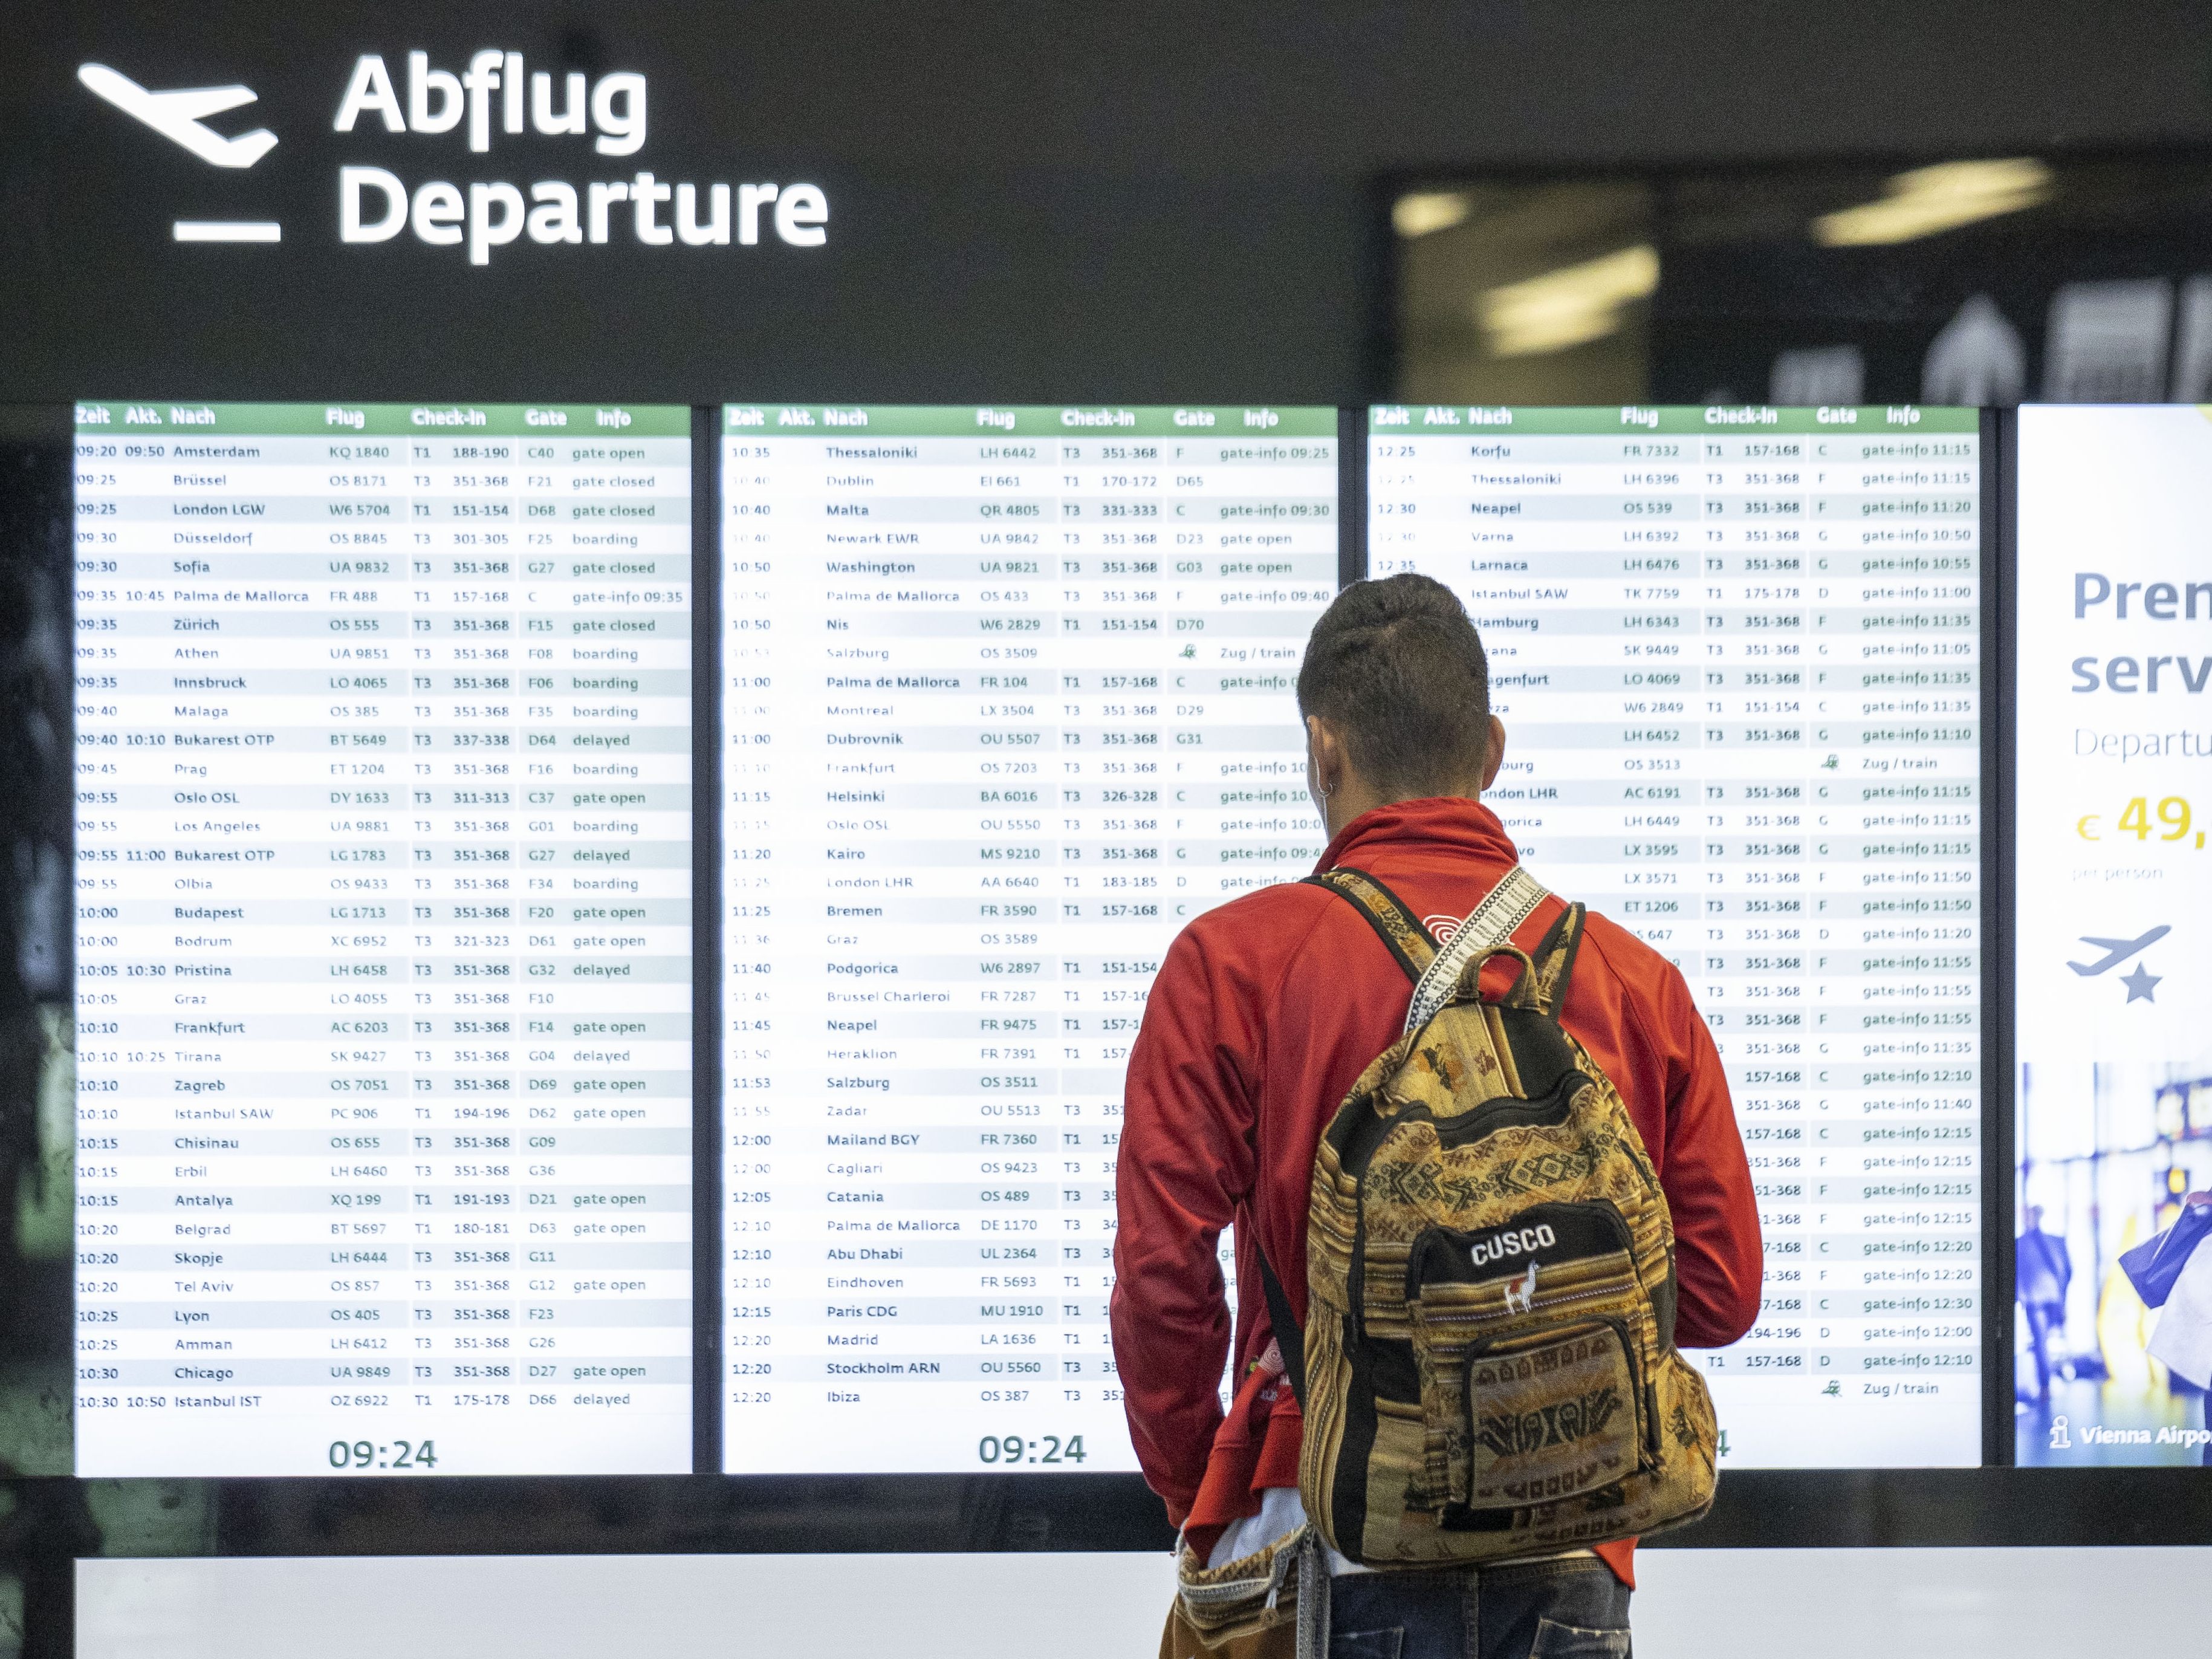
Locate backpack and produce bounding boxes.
[1256,863,1719,1567]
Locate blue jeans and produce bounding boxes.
[1326,1556,1630,1659]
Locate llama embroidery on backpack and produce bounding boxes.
[1503,1262,1539,1316]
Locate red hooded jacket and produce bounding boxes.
[1109,797,1762,1587]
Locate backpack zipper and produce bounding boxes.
[1413,1279,1630,1327]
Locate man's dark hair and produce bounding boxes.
[1296,573,1490,799]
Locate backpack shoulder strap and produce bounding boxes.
[1254,1247,1308,1411]
[1304,865,1555,1029]
[1300,867,1437,985]
[1528,899,1589,1018]
[1400,866,1550,1034]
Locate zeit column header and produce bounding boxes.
[76,403,693,437]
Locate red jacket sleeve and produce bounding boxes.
[1646,962,1762,1348]
[1109,923,1255,1524]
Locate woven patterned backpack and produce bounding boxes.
[1256,865,1719,1566]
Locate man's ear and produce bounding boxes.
[1306,715,1343,796]
[1479,715,1507,792]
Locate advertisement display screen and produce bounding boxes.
[71,402,695,1475]
[2014,405,2212,1467]
[717,406,1337,1472]
[1369,404,1985,1467]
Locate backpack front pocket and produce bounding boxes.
[1461,1318,1644,1511]
[1398,1203,1650,1516]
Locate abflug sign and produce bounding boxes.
[80,48,829,265]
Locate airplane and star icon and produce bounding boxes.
[2068,926,2170,1003]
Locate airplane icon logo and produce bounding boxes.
[78,63,281,242]
[2069,926,2169,1004]
[77,64,276,167]
[2068,927,2170,976]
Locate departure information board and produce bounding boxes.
[718,404,1337,1472]
[72,401,695,1476]
[1369,404,1983,1467]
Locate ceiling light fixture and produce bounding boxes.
[1392,191,1470,238]
[1812,158,2052,247]
[1479,244,1659,357]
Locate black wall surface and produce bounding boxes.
[4,1,2211,405]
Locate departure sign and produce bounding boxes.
[1370,404,1983,1467]
[73,401,694,1476]
[718,405,1337,1472]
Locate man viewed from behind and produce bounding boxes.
[1111,574,1761,1658]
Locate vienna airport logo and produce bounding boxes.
[78,63,282,242]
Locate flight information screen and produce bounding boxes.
[718,404,1337,1472]
[73,401,695,1476]
[1369,404,1983,1467]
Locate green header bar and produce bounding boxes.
[73,402,692,438]
[1368,404,1979,435]
[724,404,1338,438]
